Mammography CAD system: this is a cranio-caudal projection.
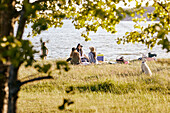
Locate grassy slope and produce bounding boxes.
[17,59,170,113]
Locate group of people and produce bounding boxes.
[40,42,97,65]
[66,43,97,65]
[40,42,155,76]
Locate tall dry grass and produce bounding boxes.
[17,59,170,113]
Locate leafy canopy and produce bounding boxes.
[0,0,169,66]
[24,0,169,52]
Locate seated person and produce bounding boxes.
[120,56,125,63]
[88,47,97,64]
[148,52,157,58]
[66,47,76,62]
[81,54,89,62]
[71,50,81,65]
[76,43,83,57]
[76,43,89,62]
[116,56,125,64]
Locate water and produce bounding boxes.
[19,20,169,60]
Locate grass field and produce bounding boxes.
[17,59,170,113]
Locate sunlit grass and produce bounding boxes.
[17,59,170,113]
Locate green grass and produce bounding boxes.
[17,59,170,113]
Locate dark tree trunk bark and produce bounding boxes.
[0,1,52,113]
[0,10,13,113]
[0,64,9,113]
[0,1,18,113]
[8,65,20,113]
[16,6,27,40]
[0,1,27,111]
[0,10,14,37]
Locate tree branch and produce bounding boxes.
[31,0,48,5]
[153,0,170,24]
[13,9,21,18]
[156,2,170,24]
[16,5,27,40]
[16,0,50,39]
[156,2,169,13]
[20,76,53,86]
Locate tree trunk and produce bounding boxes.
[0,10,14,37]
[0,64,20,113]
[0,64,9,113]
[0,1,18,113]
[8,65,20,113]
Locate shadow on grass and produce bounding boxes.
[21,81,63,92]
[21,77,169,94]
[69,77,169,94]
[139,77,169,94]
[71,81,136,94]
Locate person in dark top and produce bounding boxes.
[76,43,89,62]
[76,43,83,57]
[148,52,157,58]
[116,56,125,64]
[41,42,48,59]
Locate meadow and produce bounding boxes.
[17,59,170,113]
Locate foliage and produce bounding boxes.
[2,0,168,54]
[0,0,169,65]
[117,0,170,52]
[0,36,36,67]
[56,61,70,71]
[31,0,167,52]
[34,64,52,73]
[24,0,168,51]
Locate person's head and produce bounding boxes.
[120,56,124,59]
[77,43,83,50]
[89,47,95,52]
[43,42,45,45]
[72,47,76,52]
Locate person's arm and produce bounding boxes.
[84,54,89,61]
[94,52,96,60]
[70,52,73,57]
[46,48,48,55]
[80,49,83,57]
[41,49,43,55]
[78,55,81,63]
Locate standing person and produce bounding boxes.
[88,47,97,64]
[41,42,48,59]
[76,43,83,57]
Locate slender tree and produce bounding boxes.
[0,0,169,113]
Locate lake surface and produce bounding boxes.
[19,20,169,60]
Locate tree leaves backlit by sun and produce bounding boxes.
[20,0,169,52]
[117,0,170,52]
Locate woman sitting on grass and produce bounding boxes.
[76,43,89,62]
[88,47,97,64]
[71,49,81,65]
[66,47,76,62]
[76,43,83,57]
